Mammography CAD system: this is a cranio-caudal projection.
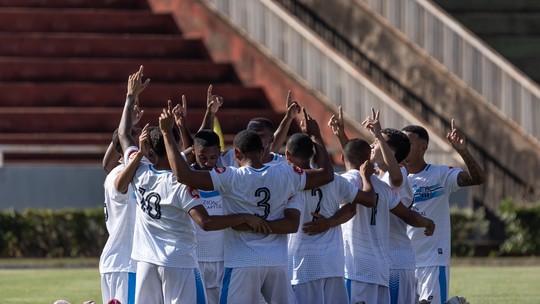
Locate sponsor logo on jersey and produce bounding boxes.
[293,166,304,175]
[215,167,227,174]
[188,187,201,199]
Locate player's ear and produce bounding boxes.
[234,147,243,161]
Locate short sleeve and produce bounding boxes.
[387,191,400,210]
[336,175,358,203]
[285,193,303,212]
[209,166,234,193]
[445,167,463,193]
[123,146,139,165]
[178,186,203,212]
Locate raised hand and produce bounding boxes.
[138,123,151,157]
[362,107,382,138]
[328,105,345,137]
[127,65,150,97]
[245,215,272,234]
[159,100,175,133]
[131,103,144,126]
[173,95,188,127]
[206,84,224,114]
[360,160,375,178]
[302,213,331,235]
[300,108,321,138]
[446,119,467,153]
[285,90,301,118]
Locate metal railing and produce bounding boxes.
[203,0,457,165]
[359,0,540,143]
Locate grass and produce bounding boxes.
[0,258,539,303]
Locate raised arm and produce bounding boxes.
[271,90,301,152]
[328,106,349,148]
[363,108,402,187]
[102,142,120,173]
[302,203,356,235]
[173,95,194,151]
[301,108,335,190]
[447,119,485,187]
[160,100,214,190]
[114,124,150,194]
[390,202,435,236]
[199,85,223,132]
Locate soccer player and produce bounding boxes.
[285,132,376,304]
[402,122,485,304]
[118,67,270,304]
[159,103,335,303]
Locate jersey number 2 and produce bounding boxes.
[255,187,271,219]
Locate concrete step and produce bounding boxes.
[0,83,269,108]
[0,58,239,83]
[0,133,110,145]
[0,8,179,34]
[0,33,210,59]
[0,0,144,9]
[452,12,540,36]
[433,0,540,12]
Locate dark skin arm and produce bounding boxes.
[271,90,300,152]
[199,85,224,132]
[328,106,349,148]
[102,142,120,173]
[390,202,435,236]
[302,203,356,235]
[114,124,150,194]
[447,119,485,187]
[189,205,271,233]
[234,208,301,234]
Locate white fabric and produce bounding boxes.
[292,277,348,304]
[210,163,306,268]
[288,173,357,285]
[100,272,135,304]
[415,266,450,304]
[406,164,462,267]
[389,268,416,304]
[199,261,224,304]
[194,190,224,262]
[218,150,286,168]
[100,163,137,274]
[346,280,390,304]
[124,146,202,269]
[380,167,416,270]
[341,170,399,287]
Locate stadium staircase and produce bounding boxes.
[0,0,291,163]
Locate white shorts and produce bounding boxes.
[292,277,348,304]
[135,261,206,304]
[389,269,415,304]
[219,266,295,304]
[345,279,390,304]
[199,261,224,304]
[415,266,449,304]
[100,272,136,304]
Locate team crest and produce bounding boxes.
[188,187,201,199]
[214,167,227,174]
[293,166,304,175]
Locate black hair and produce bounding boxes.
[402,125,429,144]
[381,128,411,163]
[148,126,180,157]
[286,133,314,160]
[233,130,263,154]
[247,117,274,132]
[343,138,371,167]
[194,129,220,148]
[112,129,122,154]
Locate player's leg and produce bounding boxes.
[292,279,324,304]
[260,266,296,304]
[219,267,263,304]
[390,268,415,304]
[199,261,224,304]
[161,267,206,304]
[345,279,384,304]
[416,266,449,304]
[323,277,348,304]
[135,261,163,304]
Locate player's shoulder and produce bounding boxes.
[272,162,304,176]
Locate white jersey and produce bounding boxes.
[99,163,137,274]
[124,146,202,269]
[209,162,306,268]
[193,189,224,262]
[407,164,462,267]
[218,150,286,168]
[341,170,399,287]
[380,167,416,270]
[288,173,357,285]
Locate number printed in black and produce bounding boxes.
[254,187,271,219]
[311,188,323,222]
[138,187,162,219]
[103,203,109,222]
[370,193,379,226]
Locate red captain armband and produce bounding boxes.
[214,167,227,174]
[188,187,201,199]
[293,166,304,175]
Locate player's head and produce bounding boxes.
[193,129,221,171]
[343,138,371,168]
[233,129,263,162]
[148,126,180,157]
[370,128,411,164]
[247,118,274,154]
[285,133,314,167]
[401,125,429,163]
[111,126,143,155]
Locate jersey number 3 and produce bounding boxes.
[254,187,271,219]
[138,187,162,219]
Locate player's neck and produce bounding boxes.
[262,151,273,163]
[407,159,427,174]
[239,157,264,169]
[153,158,171,171]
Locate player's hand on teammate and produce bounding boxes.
[244,214,272,234]
[138,123,151,158]
[446,119,467,153]
[362,107,382,139]
[327,106,345,137]
[302,213,331,235]
[159,100,175,133]
[173,95,188,128]
[285,90,301,119]
[360,160,375,178]
[300,108,321,138]
[206,84,224,115]
[423,218,435,236]
[127,65,150,97]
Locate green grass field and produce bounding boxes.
[0,259,539,303]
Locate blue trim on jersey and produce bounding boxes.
[425,164,432,171]
[220,268,233,304]
[199,190,221,198]
[389,272,399,304]
[413,183,445,203]
[270,152,278,161]
[149,164,171,174]
[345,278,351,303]
[194,268,206,304]
[248,166,269,172]
[127,272,136,304]
[439,266,448,304]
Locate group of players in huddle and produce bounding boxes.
[99,66,485,304]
